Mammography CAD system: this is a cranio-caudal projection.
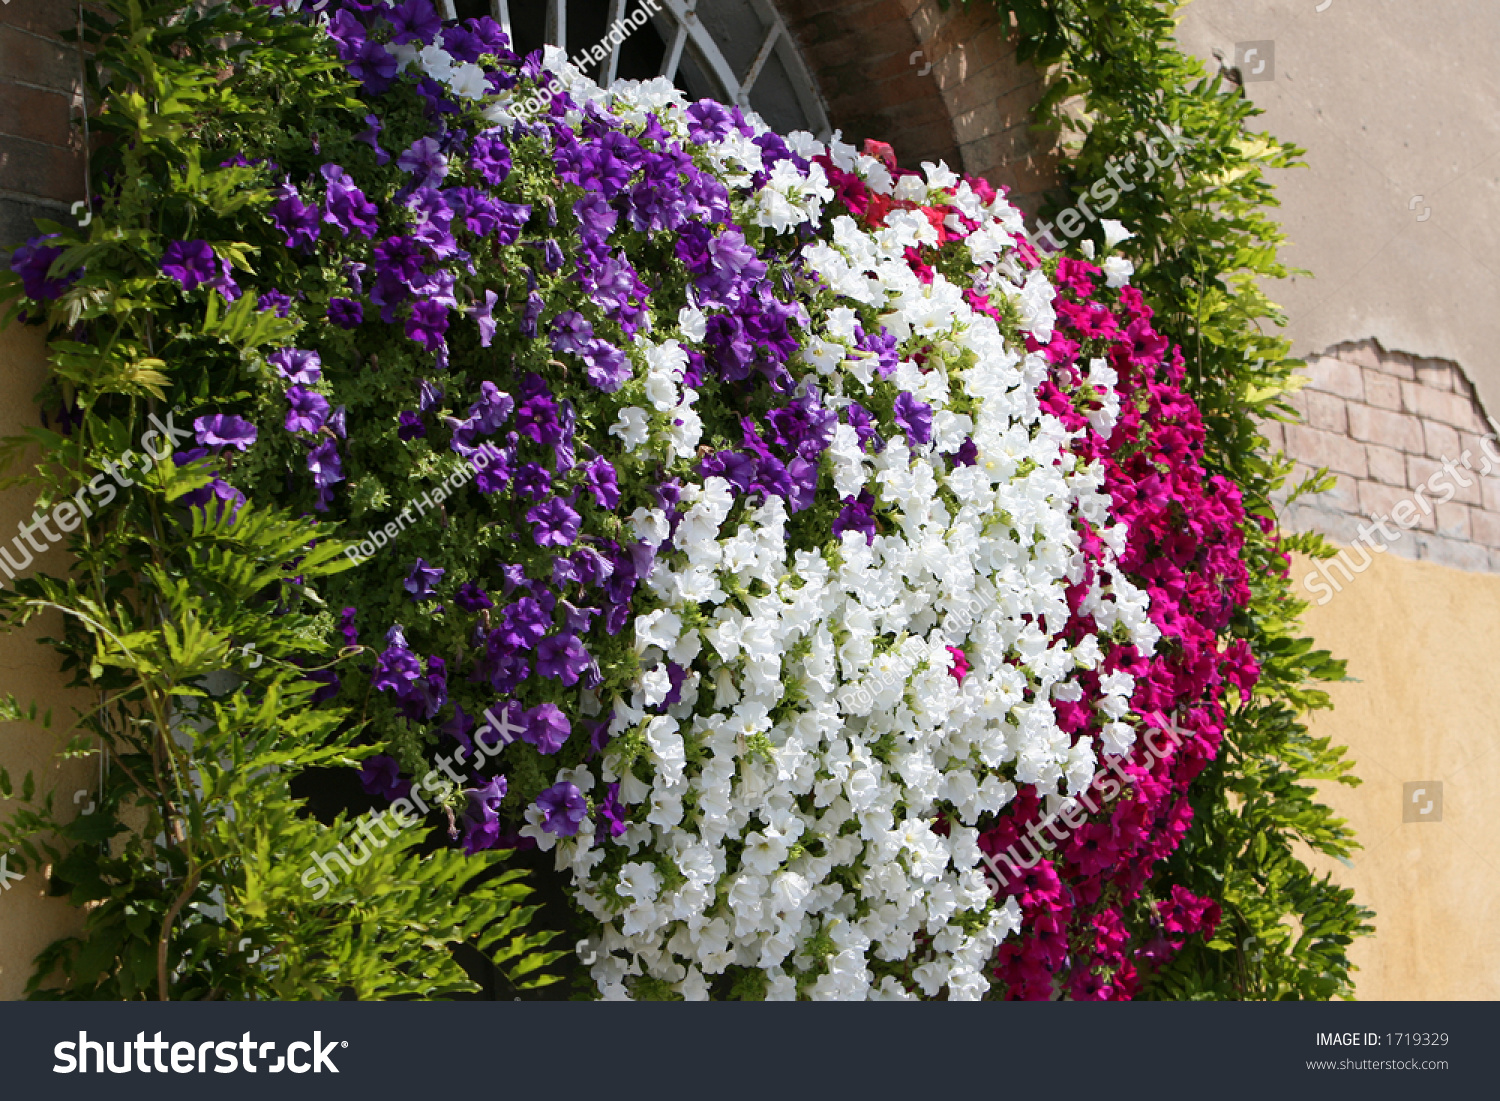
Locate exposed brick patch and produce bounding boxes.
[1272,339,1500,572]
[778,0,1059,213]
[0,6,90,251]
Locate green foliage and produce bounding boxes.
[972,0,1374,997]
[0,0,561,1000]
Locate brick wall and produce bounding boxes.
[1271,339,1500,572]
[0,0,89,250]
[778,0,1059,213]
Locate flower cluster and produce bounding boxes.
[44,0,1254,999]
[974,252,1259,1000]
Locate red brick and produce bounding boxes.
[0,0,89,39]
[1444,459,1485,505]
[1366,443,1406,486]
[1284,424,1367,478]
[1407,454,1443,490]
[1434,501,1471,540]
[959,126,1037,177]
[1363,370,1403,410]
[1259,419,1285,452]
[1307,471,1360,514]
[1360,481,1434,532]
[1347,403,1424,452]
[945,59,1037,118]
[1470,508,1500,548]
[1336,340,1384,371]
[0,83,75,148]
[1413,357,1454,392]
[1424,419,1460,461]
[0,194,70,249]
[1364,349,1416,380]
[1302,389,1347,433]
[1305,356,1363,399]
[0,136,84,205]
[0,25,77,93]
[1401,381,1485,430]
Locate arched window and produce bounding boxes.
[442,0,830,137]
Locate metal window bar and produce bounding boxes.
[602,0,628,84]
[737,22,780,105]
[660,6,690,82]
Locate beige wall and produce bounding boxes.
[1177,0,1500,423]
[0,322,90,1001]
[1293,548,1500,999]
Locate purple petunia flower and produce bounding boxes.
[397,410,426,440]
[419,380,443,412]
[285,386,330,434]
[512,461,551,500]
[595,782,627,838]
[269,182,320,251]
[268,347,323,384]
[537,633,591,686]
[356,113,390,166]
[406,300,449,350]
[398,136,448,189]
[405,557,445,602]
[372,630,422,695]
[468,288,498,348]
[522,703,570,755]
[455,581,492,612]
[549,310,593,355]
[161,239,224,292]
[471,129,512,187]
[833,489,877,545]
[526,496,581,549]
[9,234,78,301]
[573,191,618,246]
[194,414,258,452]
[338,606,359,649]
[535,781,587,837]
[327,297,363,329]
[307,438,344,511]
[685,100,736,143]
[257,287,292,317]
[389,0,442,45]
[582,455,620,509]
[520,291,544,339]
[322,164,380,238]
[581,340,630,392]
[844,401,881,452]
[461,773,508,854]
[893,391,933,446]
[360,755,412,802]
[347,37,398,92]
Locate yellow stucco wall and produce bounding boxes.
[0,321,90,1001]
[1293,548,1500,999]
